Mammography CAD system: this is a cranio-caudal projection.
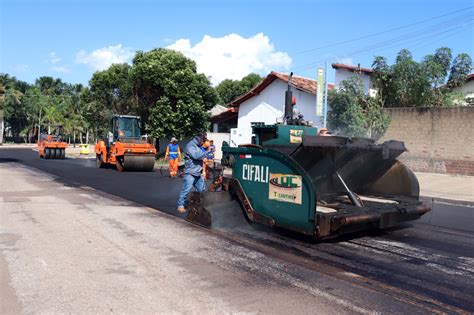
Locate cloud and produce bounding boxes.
[75,44,134,71]
[48,52,61,64]
[167,33,292,85]
[52,66,70,74]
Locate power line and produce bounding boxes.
[406,23,474,52]
[292,18,473,71]
[296,6,473,54]
[343,19,473,59]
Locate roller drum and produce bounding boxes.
[119,154,155,172]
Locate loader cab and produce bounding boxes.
[109,115,142,142]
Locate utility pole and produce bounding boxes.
[323,60,329,128]
[38,106,42,138]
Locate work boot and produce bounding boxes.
[177,206,186,213]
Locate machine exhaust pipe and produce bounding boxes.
[284,72,294,123]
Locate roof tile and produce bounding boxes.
[229,71,335,107]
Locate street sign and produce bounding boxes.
[316,67,324,116]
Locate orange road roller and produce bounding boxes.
[38,134,67,159]
[95,115,156,172]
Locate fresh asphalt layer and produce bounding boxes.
[1,148,474,313]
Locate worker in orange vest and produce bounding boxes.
[204,140,216,178]
[165,137,182,178]
[318,127,332,136]
[201,139,211,179]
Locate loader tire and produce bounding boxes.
[96,154,105,168]
[45,148,51,159]
[55,148,62,159]
[51,148,57,159]
[60,149,66,159]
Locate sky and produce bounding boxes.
[1,0,473,86]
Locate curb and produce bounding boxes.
[420,196,474,208]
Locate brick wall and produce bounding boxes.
[380,107,474,176]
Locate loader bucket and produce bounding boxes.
[187,124,430,239]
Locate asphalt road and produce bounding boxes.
[1,148,473,313]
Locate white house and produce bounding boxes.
[332,63,376,97]
[227,71,334,144]
[451,73,474,105]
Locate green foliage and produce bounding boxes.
[90,63,134,115]
[215,79,241,105]
[441,92,466,107]
[240,73,262,93]
[215,73,262,105]
[372,47,472,108]
[447,53,472,88]
[328,77,390,139]
[130,48,217,138]
[2,47,224,142]
[1,73,95,142]
[423,47,452,88]
[148,97,210,139]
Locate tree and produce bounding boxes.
[240,73,262,93]
[371,47,471,108]
[130,48,218,138]
[215,79,241,105]
[328,77,390,139]
[35,76,66,96]
[390,49,432,107]
[89,63,135,115]
[2,72,109,143]
[423,47,453,106]
[22,87,48,140]
[423,47,452,88]
[0,74,31,138]
[371,56,391,108]
[215,73,262,105]
[80,87,108,140]
[395,49,413,63]
[447,53,473,88]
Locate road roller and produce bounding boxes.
[95,115,156,172]
[187,73,430,239]
[38,134,67,159]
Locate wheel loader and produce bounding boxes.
[95,115,156,172]
[187,73,431,239]
[38,134,67,159]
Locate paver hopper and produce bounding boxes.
[187,74,430,239]
[95,115,156,172]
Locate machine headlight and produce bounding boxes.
[223,167,233,178]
